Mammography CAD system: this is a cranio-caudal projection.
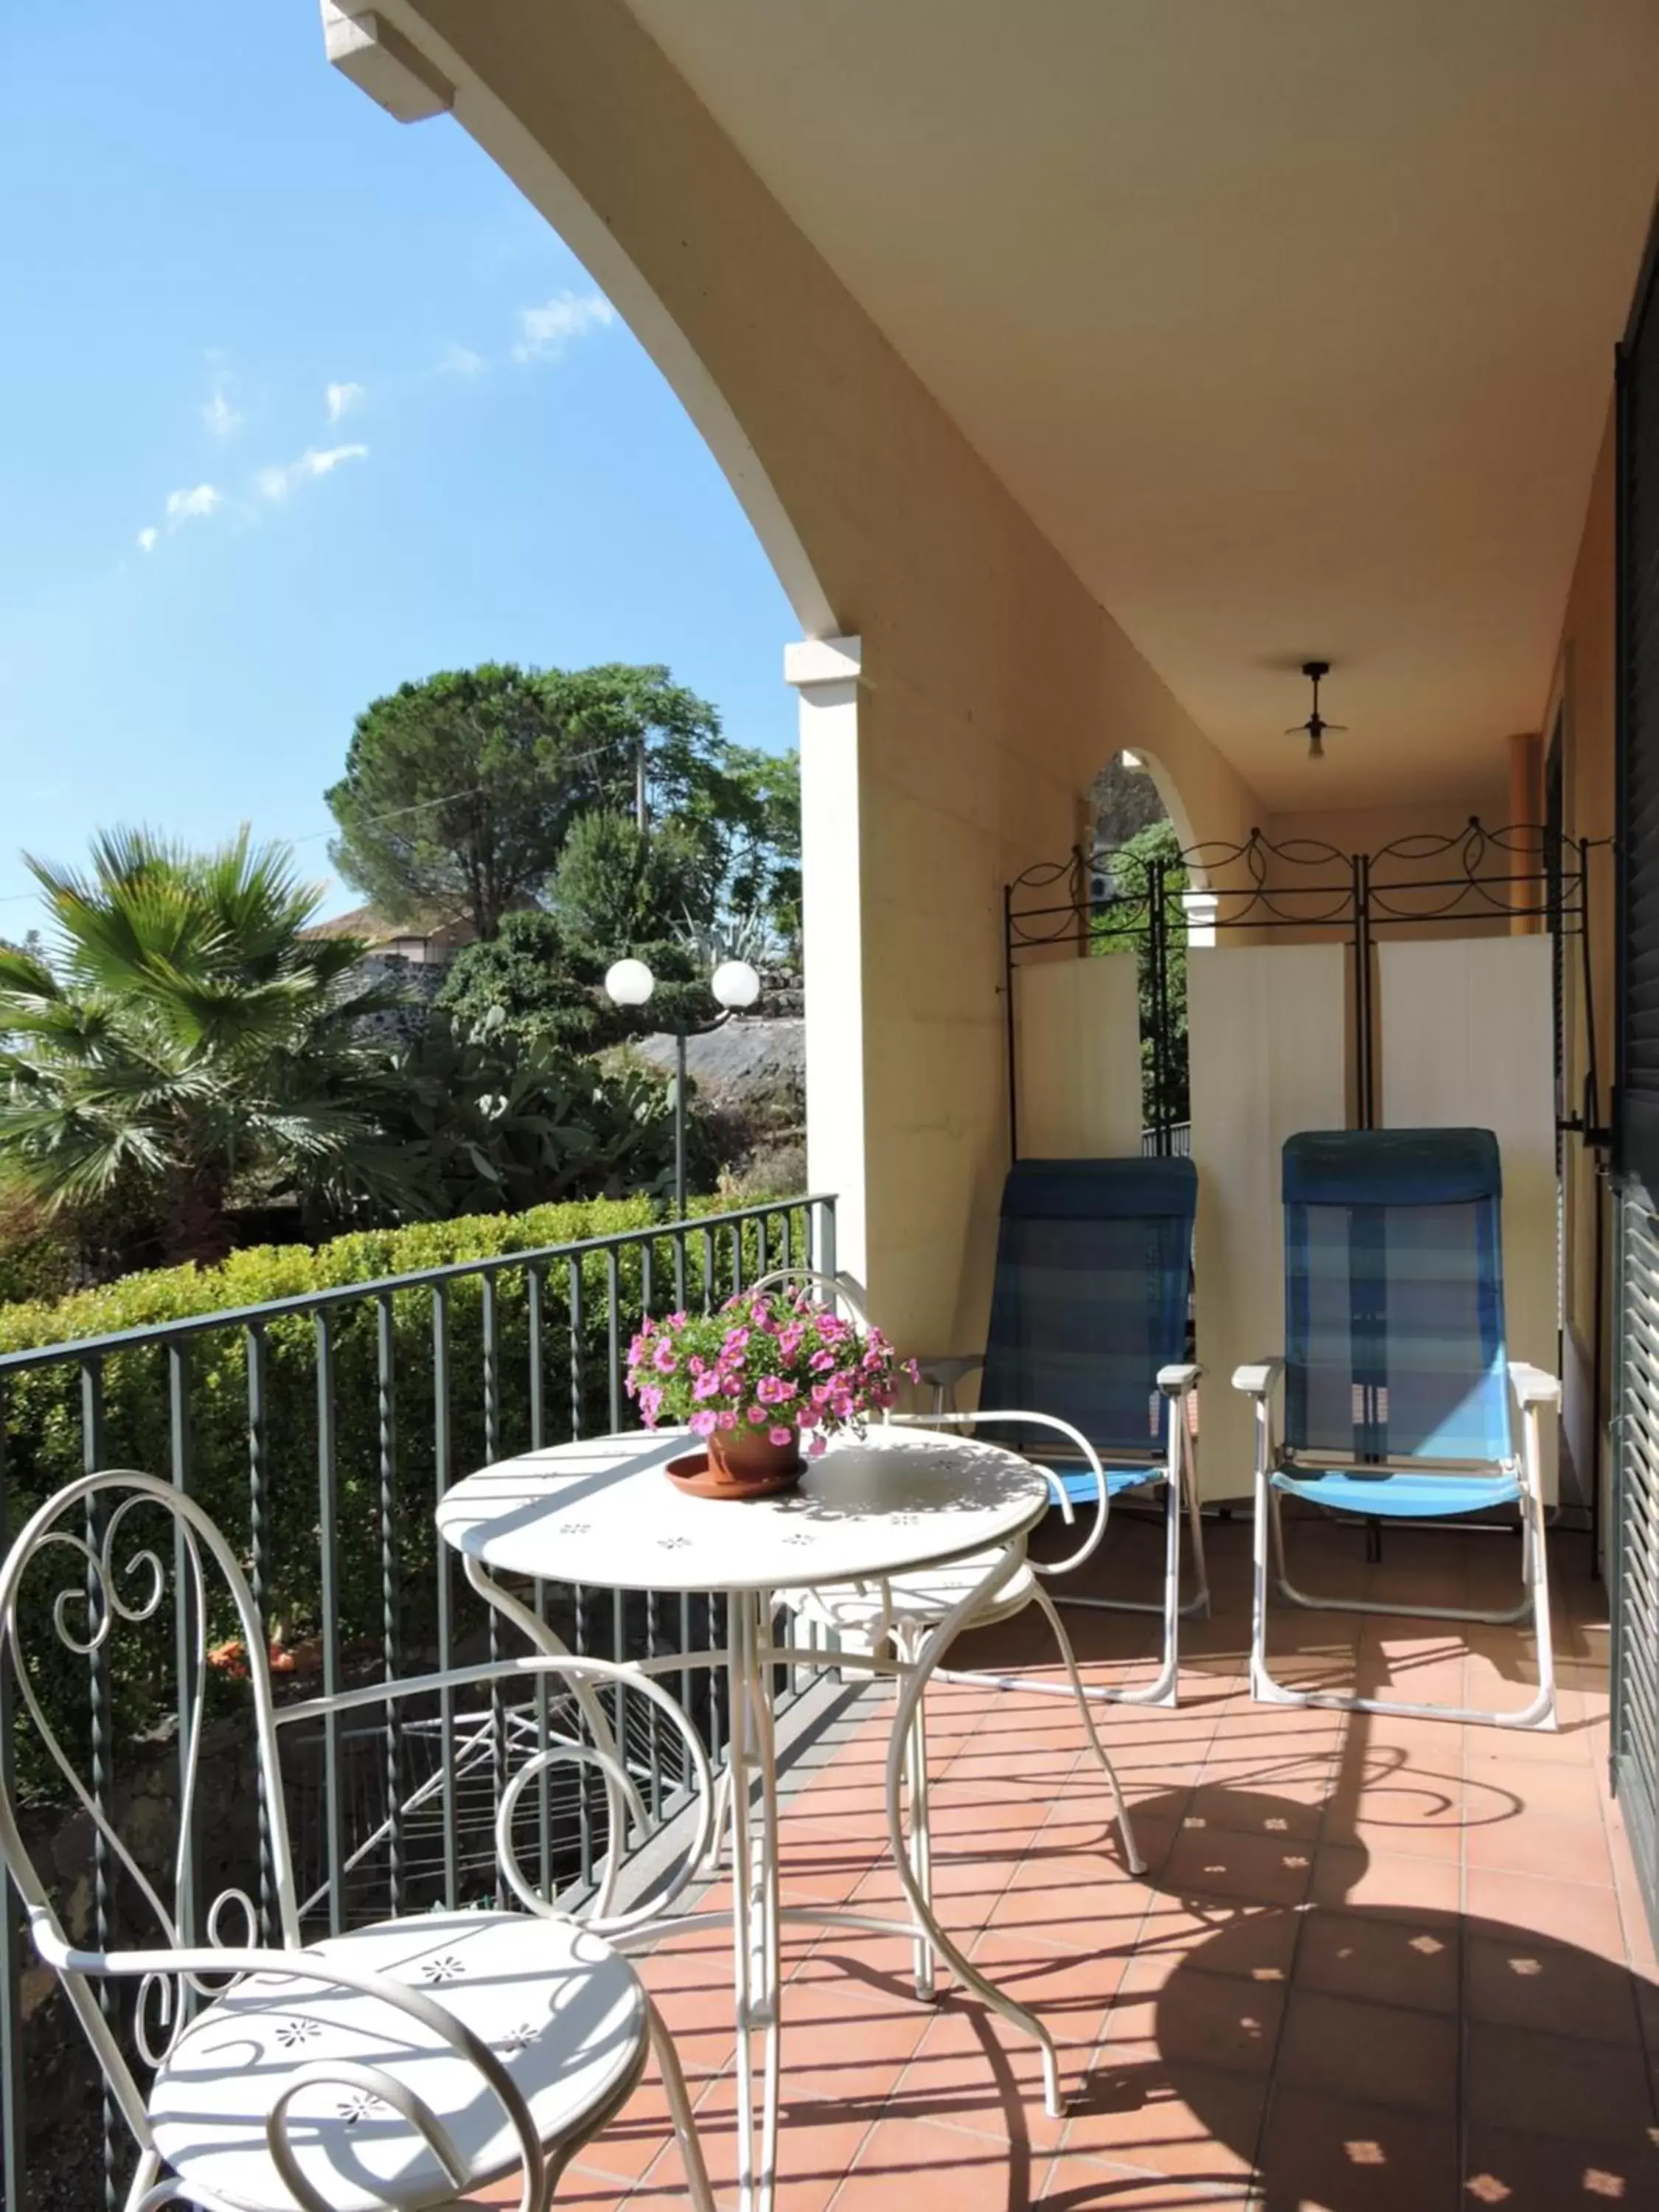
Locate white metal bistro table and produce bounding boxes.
[435,1422,1056,2212]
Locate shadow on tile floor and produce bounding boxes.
[551,1514,1656,2211]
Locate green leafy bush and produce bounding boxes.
[1,1191,809,1801]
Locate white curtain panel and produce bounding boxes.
[1378,933,1559,1502]
[1187,942,1349,1500]
[1015,953,1144,1158]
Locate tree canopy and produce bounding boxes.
[326,660,800,946]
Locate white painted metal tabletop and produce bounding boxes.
[435,1424,1049,1592]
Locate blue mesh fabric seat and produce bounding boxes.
[1235,1128,1558,1729]
[981,1157,1197,1499]
[916,1155,1206,1707]
[1273,1128,1518,1517]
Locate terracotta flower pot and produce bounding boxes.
[667,1422,804,1499]
[711,1423,803,1484]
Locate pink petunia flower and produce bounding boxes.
[639,1385,664,1424]
[653,1340,678,1374]
[757,1374,795,1405]
[717,1410,737,1430]
[692,1371,722,1400]
[809,1349,836,1374]
[805,1433,828,1457]
[747,1404,768,1427]
[768,1426,795,1449]
[689,1409,718,1438]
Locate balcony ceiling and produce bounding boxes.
[626,0,1659,812]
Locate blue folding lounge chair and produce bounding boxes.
[919,1155,1207,1708]
[1234,1129,1558,1730]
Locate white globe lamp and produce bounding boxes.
[710,959,762,1012]
[603,958,655,1008]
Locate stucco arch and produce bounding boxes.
[326,0,1262,1346]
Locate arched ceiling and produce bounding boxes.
[625,0,1659,811]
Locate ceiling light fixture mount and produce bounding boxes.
[1287,659,1346,762]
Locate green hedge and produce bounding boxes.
[1,1194,807,1801]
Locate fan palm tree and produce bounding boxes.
[0,828,415,1264]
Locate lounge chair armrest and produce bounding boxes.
[1232,1357,1284,1398]
[1508,1360,1561,1410]
[1156,1361,1202,1397]
[913,1353,984,1390]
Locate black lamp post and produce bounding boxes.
[603,956,762,1215]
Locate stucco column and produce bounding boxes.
[785,636,867,1293]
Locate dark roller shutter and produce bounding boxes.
[1612,206,1659,1946]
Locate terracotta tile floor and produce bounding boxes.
[554,1512,1658,2209]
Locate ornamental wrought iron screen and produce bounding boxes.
[1006,817,1601,1155]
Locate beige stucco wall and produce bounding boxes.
[1543,403,1618,1526]
[355,0,1262,1349]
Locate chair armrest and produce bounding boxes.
[1508,1360,1561,1410]
[1232,1357,1284,1398]
[913,1353,984,1390]
[1156,1362,1202,1397]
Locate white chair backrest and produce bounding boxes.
[0,1470,302,2142]
[748,1267,873,1327]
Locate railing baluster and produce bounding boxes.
[573,1574,593,1888]
[605,1246,622,1433]
[315,1314,345,1935]
[674,1228,687,1313]
[0,1394,29,2212]
[245,1324,275,1944]
[481,1273,505,1825]
[168,1342,199,1976]
[376,1294,403,1917]
[568,1258,585,1439]
[80,1357,116,2212]
[702,1225,716,1312]
[526,1267,552,1901]
[645,1587,662,1820]
[432,1286,459,1911]
[681,1591,693,1748]
[527,1266,546,1449]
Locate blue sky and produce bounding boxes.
[0,3,798,935]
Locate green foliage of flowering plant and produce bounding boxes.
[627,1286,917,1456]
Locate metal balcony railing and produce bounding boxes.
[0,1192,836,2212]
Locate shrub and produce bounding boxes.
[0,1190,810,1802]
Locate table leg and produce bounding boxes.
[727,1587,782,2212]
[882,1552,1068,2118]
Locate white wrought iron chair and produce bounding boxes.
[748,1265,1147,1999]
[0,1470,717,2212]
[1237,1129,1558,1729]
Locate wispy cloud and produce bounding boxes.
[437,342,484,379]
[165,484,223,523]
[324,380,366,425]
[201,360,243,439]
[255,444,369,502]
[202,388,241,439]
[134,481,223,555]
[511,289,616,364]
